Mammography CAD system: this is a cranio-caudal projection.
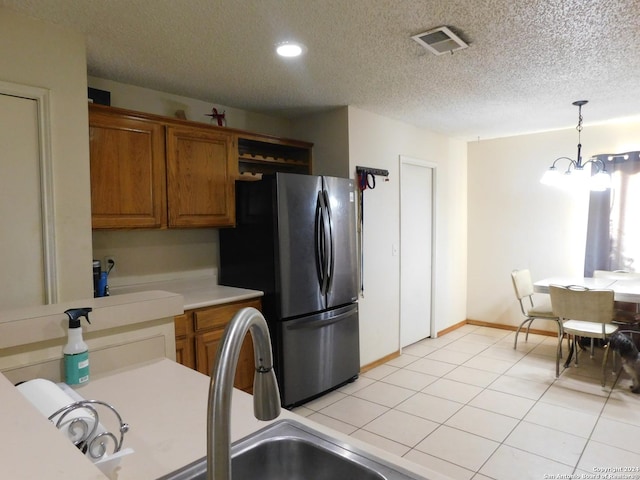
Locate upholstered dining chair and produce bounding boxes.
[549,285,618,386]
[511,269,562,355]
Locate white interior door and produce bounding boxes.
[400,156,434,347]
[0,93,46,308]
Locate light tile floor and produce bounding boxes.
[292,324,640,480]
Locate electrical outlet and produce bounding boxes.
[104,255,116,274]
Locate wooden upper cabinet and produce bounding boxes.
[88,105,312,229]
[89,108,166,228]
[166,125,236,227]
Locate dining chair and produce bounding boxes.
[549,284,618,386]
[511,269,562,355]
[593,270,640,324]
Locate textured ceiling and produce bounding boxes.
[3,0,640,140]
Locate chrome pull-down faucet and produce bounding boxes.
[207,307,281,480]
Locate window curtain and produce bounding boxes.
[584,151,640,276]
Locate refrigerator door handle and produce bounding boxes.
[284,309,354,331]
[320,190,332,295]
[323,189,335,295]
[315,191,329,294]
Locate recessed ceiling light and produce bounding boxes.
[276,42,306,58]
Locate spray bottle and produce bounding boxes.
[63,307,92,386]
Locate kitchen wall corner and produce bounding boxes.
[0,7,93,302]
[346,106,468,366]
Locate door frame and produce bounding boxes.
[0,80,57,303]
[399,155,437,348]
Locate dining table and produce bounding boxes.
[534,276,640,369]
[534,276,640,303]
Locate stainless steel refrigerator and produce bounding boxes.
[220,172,360,407]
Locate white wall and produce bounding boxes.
[467,119,640,330]
[291,108,350,177]
[347,107,468,365]
[92,229,219,287]
[88,76,294,137]
[0,8,92,302]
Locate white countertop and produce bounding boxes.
[0,371,109,479]
[2,358,451,480]
[0,290,184,350]
[109,277,263,310]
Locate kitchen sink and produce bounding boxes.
[157,419,426,480]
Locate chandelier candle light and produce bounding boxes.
[540,100,611,191]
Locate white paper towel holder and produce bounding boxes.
[47,399,130,460]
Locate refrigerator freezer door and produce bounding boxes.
[275,173,324,319]
[277,304,360,407]
[323,176,359,308]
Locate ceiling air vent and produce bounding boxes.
[411,26,469,55]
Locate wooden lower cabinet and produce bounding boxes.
[195,328,254,391]
[174,313,195,369]
[174,298,261,393]
[175,335,195,370]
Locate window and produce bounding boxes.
[585,151,640,275]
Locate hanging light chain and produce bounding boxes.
[575,102,585,149]
[572,100,588,167]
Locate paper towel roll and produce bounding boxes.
[16,379,133,475]
[16,378,98,445]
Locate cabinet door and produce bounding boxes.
[174,313,195,369]
[193,298,261,393]
[195,326,223,376]
[166,126,236,227]
[234,334,254,393]
[175,336,195,370]
[195,328,254,392]
[89,108,166,228]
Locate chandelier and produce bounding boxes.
[540,100,611,191]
